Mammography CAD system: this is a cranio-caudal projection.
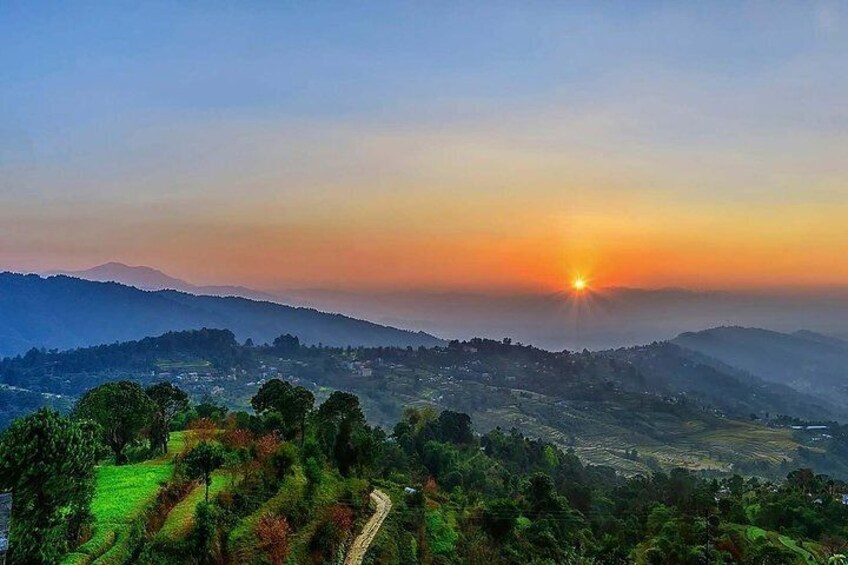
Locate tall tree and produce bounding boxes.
[184,442,225,502]
[146,382,189,453]
[0,409,98,563]
[436,410,475,445]
[74,380,154,464]
[251,379,314,444]
[271,334,300,355]
[315,391,367,474]
[256,513,291,565]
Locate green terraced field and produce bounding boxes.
[778,535,820,565]
[61,432,187,565]
[741,526,823,564]
[745,526,767,542]
[158,471,230,541]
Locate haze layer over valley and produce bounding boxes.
[45,262,848,351]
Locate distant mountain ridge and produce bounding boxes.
[673,326,848,409]
[0,272,443,357]
[44,262,280,302]
[604,340,845,422]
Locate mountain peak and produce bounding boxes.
[49,262,193,292]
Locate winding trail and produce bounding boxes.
[344,490,392,565]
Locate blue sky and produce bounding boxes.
[1,2,846,290]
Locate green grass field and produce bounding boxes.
[745,526,768,542]
[778,535,820,565]
[741,525,822,565]
[61,432,187,565]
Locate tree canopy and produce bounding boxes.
[74,380,155,464]
[0,409,98,563]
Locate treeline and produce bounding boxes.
[0,329,247,382]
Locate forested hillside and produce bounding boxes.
[602,341,842,422]
[3,378,848,564]
[4,329,848,480]
[674,327,848,407]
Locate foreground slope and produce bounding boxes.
[0,273,442,357]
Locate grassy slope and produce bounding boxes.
[742,525,824,565]
[158,471,230,541]
[62,432,186,565]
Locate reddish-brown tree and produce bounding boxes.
[256,512,291,565]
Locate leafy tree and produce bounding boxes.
[422,440,460,478]
[310,504,353,562]
[436,410,475,445]
[0,409,98,563]
[74,380,155,464]
[250,379,314,444]
[194,400,228,422]
[315,391,367,475]
[146,382,189,453]
[483,498,520,539]
[184,442,225,502]
[192,501,222,565]
[272,334,300,355]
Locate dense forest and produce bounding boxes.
[3,376,848,564]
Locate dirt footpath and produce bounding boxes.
[344,489,392,565]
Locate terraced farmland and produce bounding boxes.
[61,432,187,565]
[158,471,230,541]
[465,387,810,476]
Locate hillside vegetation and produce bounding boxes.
[3,378,848,564]
[4,329,848,479]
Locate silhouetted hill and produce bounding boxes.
[673,326,848,407]
[0,273,443,357]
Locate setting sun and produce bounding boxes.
[572,277,587,291]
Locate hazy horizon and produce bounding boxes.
[15,260,848,351]
[19,260,848,297]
